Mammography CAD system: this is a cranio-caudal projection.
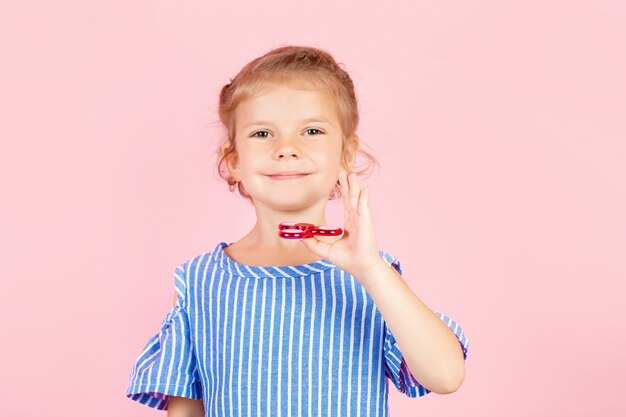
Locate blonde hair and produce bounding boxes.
[215,45,378,202]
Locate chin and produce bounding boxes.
[256,194,326,210]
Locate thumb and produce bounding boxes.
[300,236,331,259]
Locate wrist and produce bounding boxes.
[356,258,393,288]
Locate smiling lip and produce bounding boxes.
[267,172,311,180]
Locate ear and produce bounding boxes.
[220,142,241,180]
[343,134,360,170]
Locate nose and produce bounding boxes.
[274,136,302,160]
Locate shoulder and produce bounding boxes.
[174,252,212,292]
[171,251,215,306]
[178,251,215,280]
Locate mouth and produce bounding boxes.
[266,173,311,180]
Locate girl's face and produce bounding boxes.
[229,83,349,211]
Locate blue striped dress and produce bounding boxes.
[126,241,469,416]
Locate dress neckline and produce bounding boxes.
[212,241,337,279]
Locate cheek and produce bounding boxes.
[312,151,336,166]
[236,149,261,170]
[315,155,342,181]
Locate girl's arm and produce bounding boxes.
[360,261,466,394]
[167,396,204,417]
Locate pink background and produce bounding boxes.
[2,1,625,416]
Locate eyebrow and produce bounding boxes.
[243,117,332,129]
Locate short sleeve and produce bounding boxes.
[378,251,470,398]
[125,263,203,409]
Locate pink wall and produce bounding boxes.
[2,1,625,416]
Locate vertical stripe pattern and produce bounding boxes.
[126,242,470,415]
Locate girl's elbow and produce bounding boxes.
[167,396,205,417]
[441,367,466,394]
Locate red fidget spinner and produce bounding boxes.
[278,222,344,240]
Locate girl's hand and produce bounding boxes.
[300,169,383,281]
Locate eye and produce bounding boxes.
[304,128,323,136]
[251,130,271,139]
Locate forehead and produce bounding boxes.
[236,83,340,129]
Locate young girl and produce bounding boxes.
[126,45,469,417]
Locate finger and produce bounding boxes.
[339,170,350,209]
[348,172,360,211]
[358,186,369,216]
[300,236,332,259]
